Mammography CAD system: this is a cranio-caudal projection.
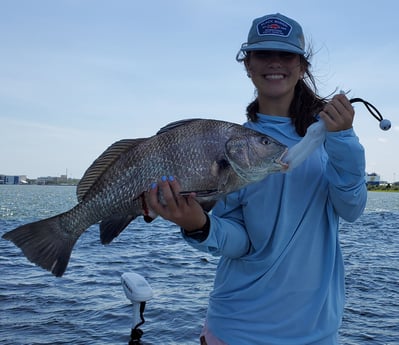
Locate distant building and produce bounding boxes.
[366,173,380,186]
[37,175,69,185]
[0,175,28,185]
[37,176,58,185]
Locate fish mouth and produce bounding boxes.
[274,148,289,171]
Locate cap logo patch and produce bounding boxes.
[257,18,292,37]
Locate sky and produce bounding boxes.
[1,0,398,182]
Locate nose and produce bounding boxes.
[266,53,286,65]
[267,56,283,68]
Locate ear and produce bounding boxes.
[299,59,307,79]
[244,58,249,70]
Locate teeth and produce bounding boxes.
[265,74,284,80]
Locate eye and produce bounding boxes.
[280,52,297,60]
[251,51,298,61]
[252,51,270,59]
[261,137,270,145]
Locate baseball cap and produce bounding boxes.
[237,13,305,60]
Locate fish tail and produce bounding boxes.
[2,213,80,277]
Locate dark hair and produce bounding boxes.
[243,53,327,137]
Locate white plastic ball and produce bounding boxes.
[379,119,391,131]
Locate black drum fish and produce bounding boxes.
[3,119,288,277]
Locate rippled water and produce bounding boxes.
[0,185,398,344]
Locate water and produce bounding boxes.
[0,185,398,345]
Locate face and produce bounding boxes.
[245,51,305,102]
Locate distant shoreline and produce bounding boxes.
[1,183,398,192]
[367,185,399,192]
[368,189,399,193]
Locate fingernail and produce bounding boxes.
[151,182,157,189]
[161,176,167,182]
[169,175,174,181]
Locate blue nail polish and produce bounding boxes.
[151,182,157,189]
[161,176,167,182]
[169,175,174,181]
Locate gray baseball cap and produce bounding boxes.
[238,13,305,57]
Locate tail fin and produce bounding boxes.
[2,214,79,277]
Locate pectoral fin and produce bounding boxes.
[179,189,219,197]
[179,190,219,212]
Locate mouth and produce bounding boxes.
[263,73,286,80]
[274,149,289,170]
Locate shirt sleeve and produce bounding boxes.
[324,128,367,222]
[181,192,250,258]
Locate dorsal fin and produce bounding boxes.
[77,138,147,202]
[156,118,203,135]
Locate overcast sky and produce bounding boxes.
[1,0,398,182]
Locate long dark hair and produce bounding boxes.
[243,53,327,137]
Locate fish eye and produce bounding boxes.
[261,137,270,145]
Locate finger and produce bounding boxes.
[318,110,334,129]
[334,94,354,113]
[325,96,351,120]
[332,97,352,118]
[147,182,161,212]
[321,103,339,124]
[320,100,344,131]
[320,99,353,131]
[158,175,178,208]
[167,176,182,199]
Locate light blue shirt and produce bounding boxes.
[183,114,367,345]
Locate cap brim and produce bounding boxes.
[241,41,305,55]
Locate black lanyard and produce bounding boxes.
[350,98,391,131]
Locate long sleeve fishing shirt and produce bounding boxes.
[183,114,367,345]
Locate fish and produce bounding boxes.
[2,118,288,277]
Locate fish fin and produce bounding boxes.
[179,190,219,211]
[77,138,147,202]
[100,215,136,244]
[156,118,203,135]
[179,190,219,212]
[180,189,219,197]
[2,214,79,277]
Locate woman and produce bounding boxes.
[147,13,367,345]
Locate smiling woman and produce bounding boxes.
[147,12,367,345]
[236,14,326,137]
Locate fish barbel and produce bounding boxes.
[2,119,288,277]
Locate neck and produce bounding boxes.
[257,92,293,117]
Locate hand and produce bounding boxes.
[319,94,354,132]
[146,176,207,231]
